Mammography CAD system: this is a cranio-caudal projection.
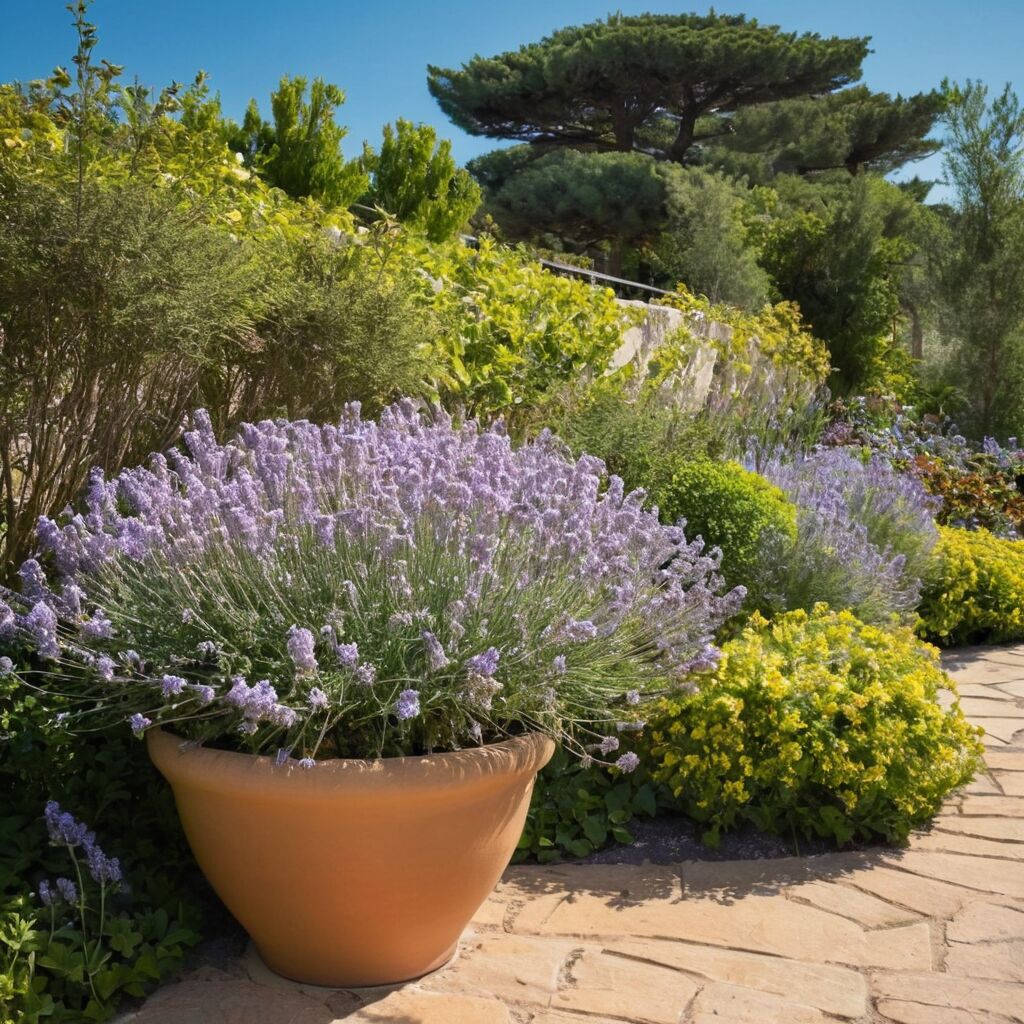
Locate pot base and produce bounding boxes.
[250,939,460,991]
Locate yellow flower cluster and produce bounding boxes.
[657,285,832,384]
[644,606,983,846]
[919,525,1024,645]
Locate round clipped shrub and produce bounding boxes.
[656,459,797,594]
[643,606,984,846]
[920,525,1024,645]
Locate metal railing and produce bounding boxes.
[455,231,675,301]
[350,206,673,302]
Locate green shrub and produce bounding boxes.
[515,747,661,862]
[919,525,1024,644]
[656,460,797,594]
[644,606,984,846]
[423,236,638,422]
[212,219,437,428]
[535,380,718,495]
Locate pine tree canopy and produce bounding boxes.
[428,12,869,163]
[704,86,945,178]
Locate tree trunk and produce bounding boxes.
[612,107,634,151]
[607,238,625,278]
[907,302,924,360]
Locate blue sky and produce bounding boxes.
[2,0,1022,192]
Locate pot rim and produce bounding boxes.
[147,726,555,795]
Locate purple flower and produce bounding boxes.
[421,631,449,673]
[560,618,597,643]
[195,640,219,659]
[160,674,187,697]
[299,757,316,769]
[466,647,500,677]
[56,877,78,903]
[335,642,359,669]
[598,735,620,755]
[286,626,318,675]
[0,601,15,640]
[616,752,640,773]
[395,689,420,720]
[44,801,88,847]
[625,690,640,706]
[17,401,743,766]
[80,612,114,639]
[226,677,279,724]
[269,704,297,728]
[38,880,54,906]
[24,602,59,660]
[84,841,121,885]
[128,713,151,736]
[0,657,12,675]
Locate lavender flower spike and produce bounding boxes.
[56,877,78,903]
[395,689,421,720]
[286,626,318,675]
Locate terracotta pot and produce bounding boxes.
[147,727,553,986]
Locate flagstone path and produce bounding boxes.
[121,645,1024,1024]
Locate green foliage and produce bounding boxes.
[475,148,668,251]
[535,379,719,496]
[704,86,944,180]
[919,525,1024,645]
[514,747,660,862]
[650,167,771,309]
[229,75,367,208]
[0,165,263,580]
[360,119,480,242]
[429,13,867,162]
[0,668,201,1022]
[645,607,984,846]
[423,236,638,421]
[930,80,1024,439]
[747,173,921,391]
[658,285,832,383]
[657,460,798,594]
[0,8,444,577]
[212,217,437,428]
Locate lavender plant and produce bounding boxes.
[3,402,742,766]
[755,448,940,622]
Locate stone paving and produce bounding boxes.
[121,645,1024,1024]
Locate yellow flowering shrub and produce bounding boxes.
[657,285,832,384]
[644,606,983,846]
[919,525,1024,645]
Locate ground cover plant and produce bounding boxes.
[1,663,202,1023]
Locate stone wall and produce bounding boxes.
[609,299,736,413]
